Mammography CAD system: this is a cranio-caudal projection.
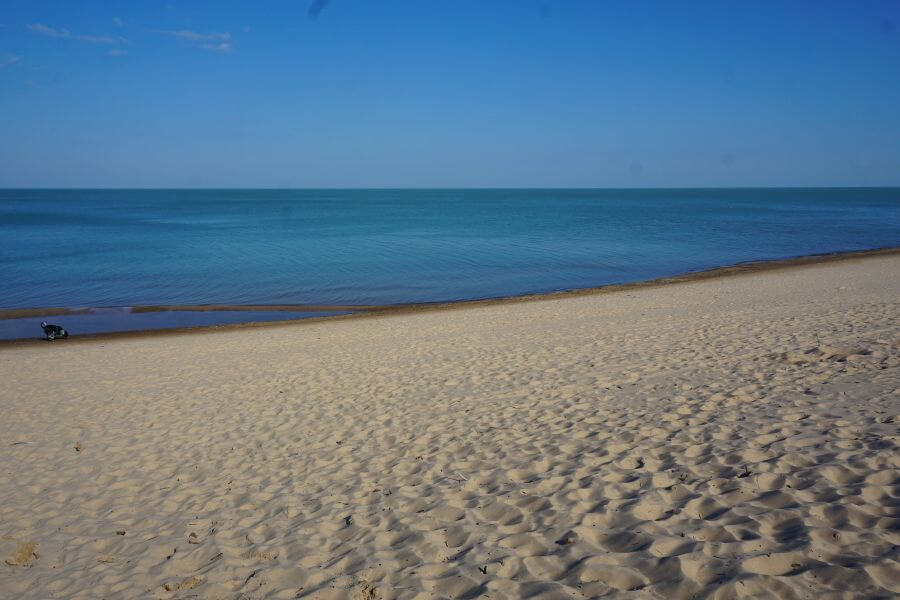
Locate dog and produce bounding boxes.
[40,321,69,341]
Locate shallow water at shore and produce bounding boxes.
[0,308,350,341]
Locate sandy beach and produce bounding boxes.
[1,253,898,599]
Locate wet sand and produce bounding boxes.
[0,253,898,598]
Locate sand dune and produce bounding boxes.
[1,254,898,599]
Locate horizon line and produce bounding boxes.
[2,185,900,191]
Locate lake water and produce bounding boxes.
[2,188,898,339]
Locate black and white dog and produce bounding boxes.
[40,321,69,341]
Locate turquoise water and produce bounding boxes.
[1,188,898,338]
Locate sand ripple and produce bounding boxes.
[1,255,899,598]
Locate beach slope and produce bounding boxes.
[1,254,898,599]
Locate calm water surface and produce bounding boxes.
[1,188,898,338]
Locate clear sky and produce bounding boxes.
[1,1,898,188]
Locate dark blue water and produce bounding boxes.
[1,188,898,338]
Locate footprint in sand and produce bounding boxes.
[162,575,205,592]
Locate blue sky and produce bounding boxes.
[1,1,898,188]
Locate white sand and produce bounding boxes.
[1,254,898,599]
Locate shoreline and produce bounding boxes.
[2,245,898,346]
